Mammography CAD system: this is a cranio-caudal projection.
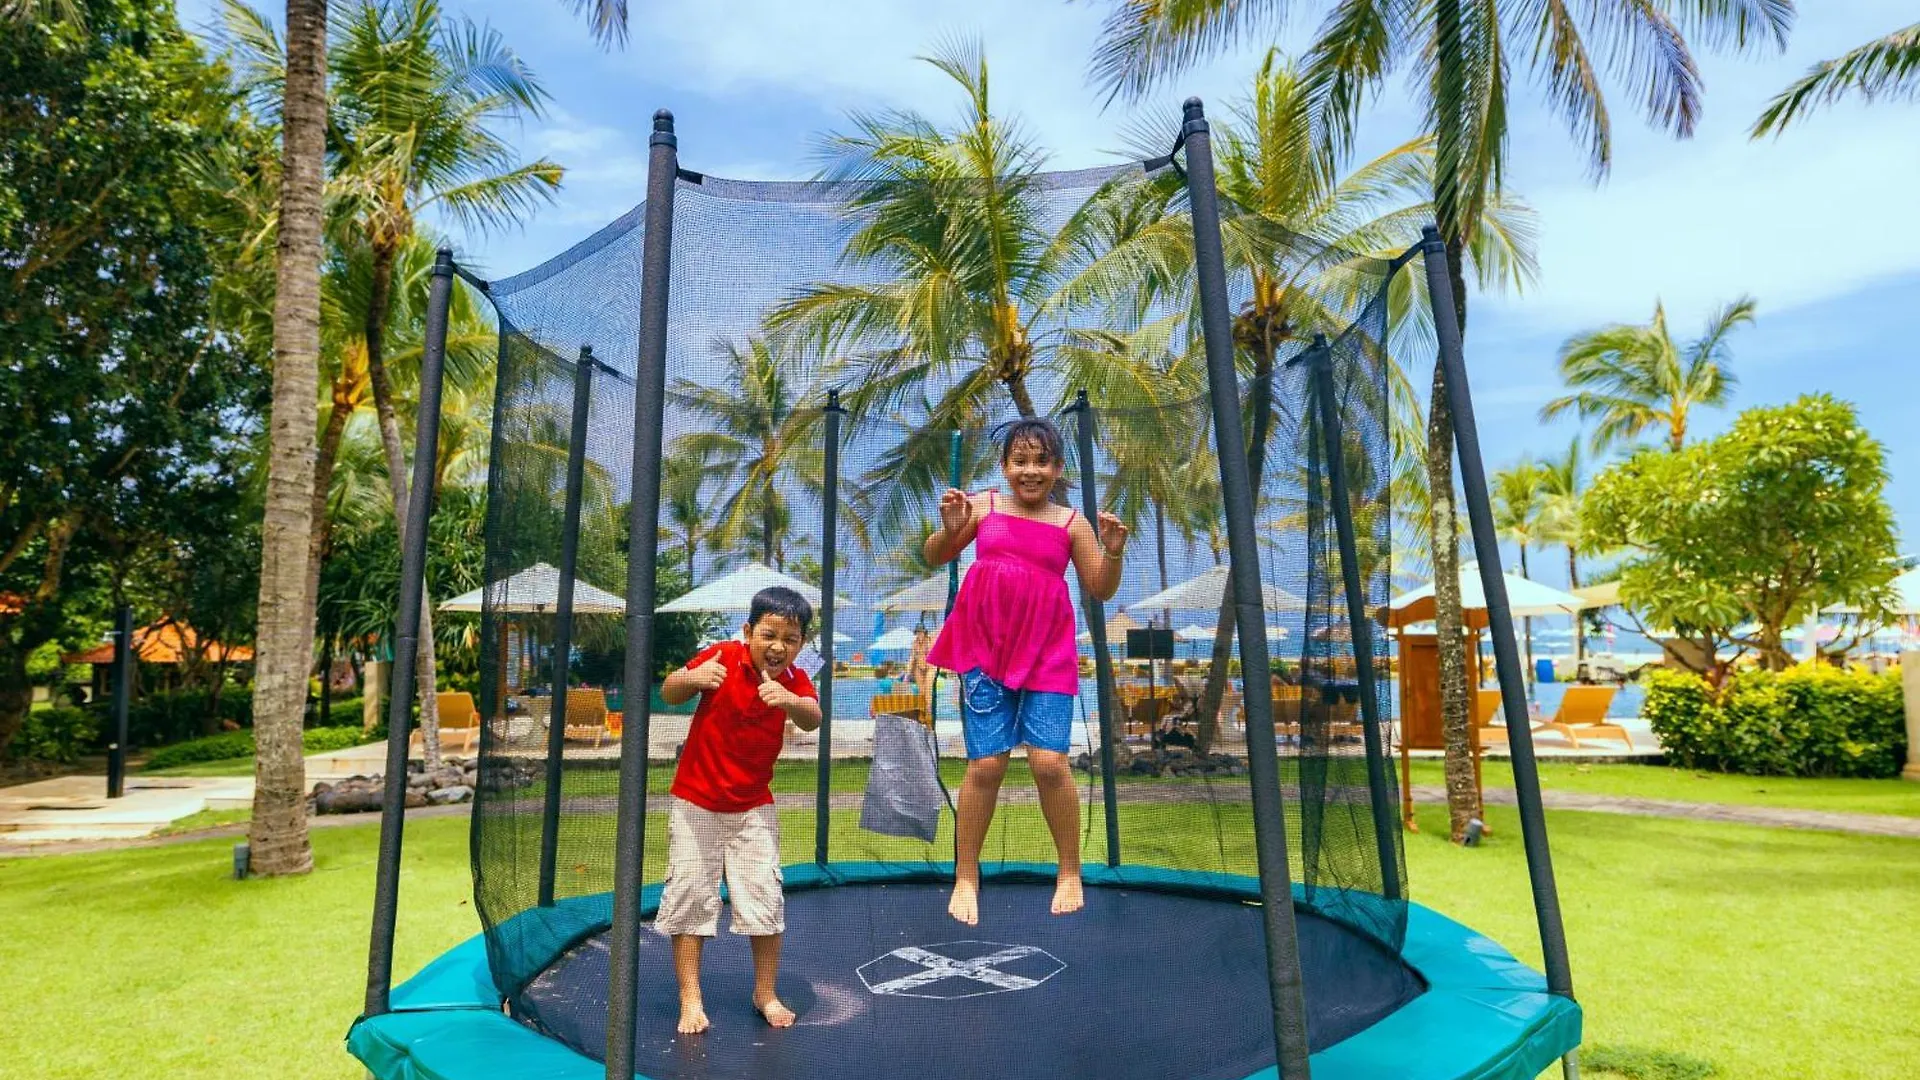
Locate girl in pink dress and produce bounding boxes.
[924,418,1128,924]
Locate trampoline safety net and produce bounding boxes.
[465,151,1409,1077]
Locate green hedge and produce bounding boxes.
[123,688,254,748]
[6,707,101,764]
[1644,666,1907,778]
[142,726,379,772]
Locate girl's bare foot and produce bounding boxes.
[948,876,980,925]
[677,1000,710,1035]
[754,995,797,1028]
[1050,871,1084,915]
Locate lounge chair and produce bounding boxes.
[1541,685,1627,749]
[416,691,479,754]
[561,688,613,748]
[1473,690,1506,747]
[871,690,930,729]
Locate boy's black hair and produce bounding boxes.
[999,416,1065,464]
[747,585,813,634]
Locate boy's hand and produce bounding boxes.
[937,488,973,534]
[756,667,794,709]
[688,658,727,692]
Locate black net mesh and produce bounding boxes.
[465,157,1407,1074]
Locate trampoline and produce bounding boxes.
[349,99,1582,1080]
[352,865,1579,1080]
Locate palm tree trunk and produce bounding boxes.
[306,396,353,615]
[1518,545,1534,696]
[1005,373,1039,419]
[1567,545,1584,664]
[364,243,442,770]
[1429,230,1478,843]
[247,0,326,878]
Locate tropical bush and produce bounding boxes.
[4,707,101,764]
[143,726,378,772]
[1645,666,1906,778]
[124,688,254,748]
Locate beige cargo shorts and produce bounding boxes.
[655,796,784,937]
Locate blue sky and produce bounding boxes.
[179,0,1920,584]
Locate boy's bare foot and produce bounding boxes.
[754,996,797,1028]
[677,1000,710,1035]
[1050,871,1084,915]
[948,876,980,925]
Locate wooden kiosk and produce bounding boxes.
[1386,598,1490,832]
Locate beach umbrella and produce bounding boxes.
[655,562,855,613]
[870,626,918,652]
[875,554,976,613]
[438,562,625,614]
[1389,562,1590,627]
[1126,564,1304,614]
[1077,610,1143,644]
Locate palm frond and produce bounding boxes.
[1753,22,1920,136]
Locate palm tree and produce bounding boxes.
[1086,0,1790,842]
[1535,439,1590,662]
[1491,460,1549,692]
[242,0,329,878]
[324,0,561,767]
[235,0,626,876]
[661,452,711,586]
[767,42,1182,436]
[1753,21,1920,135]
[1542,297,1754,453]
[1107,52,1536,755]
[671,337,828,572]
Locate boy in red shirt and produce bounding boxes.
[657,586,822,1035]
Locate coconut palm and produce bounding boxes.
[233,0,626,876]
[671,337,830,572]
[767,42,1184,436]
[1753,21,1920,136]
[1101,52,1536,755]
[1492,460,1550,691]
[325,0,560,766]
[1087,0,1790,842]
[1542,296,1753,453]
[1535,438,1590,662]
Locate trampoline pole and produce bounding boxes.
[1304,338,1402,900]
[538,346,597,908]
[1420,227,1578,1014]
[606,109,679,1080]
[1181,97,1314,1080]
[364,248,455,1017]
[815,389,844,866]
[1069,391,1122,868]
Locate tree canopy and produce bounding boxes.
[1581,394,1900,674]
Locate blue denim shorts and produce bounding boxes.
[960,669,1075,759]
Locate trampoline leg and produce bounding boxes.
[1563,1051,1582,1078]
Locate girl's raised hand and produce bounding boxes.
[1096,511,1129,558]
[938,488,974,534]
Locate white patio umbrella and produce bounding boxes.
[875,553,976,613]
[1126,564,1304,614]
[438,562,625,614]
[1176,623,1215,641]
[869,626,919,652]
[655,563,855,613]
[1390,562,1590,620]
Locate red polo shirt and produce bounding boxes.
[669,640,817,813]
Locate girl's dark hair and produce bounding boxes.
[748,586,813,633]
[999,417,1065,464]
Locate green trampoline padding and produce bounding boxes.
[348,864,1579,1080]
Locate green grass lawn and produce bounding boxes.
[1404,758,1920,817]
[2,803,1916,1079]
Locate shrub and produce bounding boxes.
[1645,665,1906,778]
[6,707,101,764]
[143,730,255,771]
[124,688,254,747]
[142,726,379,772]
